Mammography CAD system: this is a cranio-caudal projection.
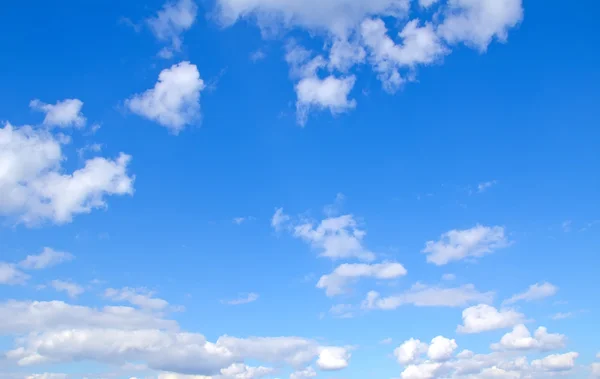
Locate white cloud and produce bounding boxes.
[286,44,356,126]
[1,300,349,376]
[271,208,291,231]
[50,280,84,298]
[422,225,509,265]
[293,214,375,261]
[29,98,86,128]
[427,336,458,362]
[0,263,29,285]
[126,61,205,133]
[400,362,443,379]
[394,338,428,365]
[222,293,259,305]
[19,247,73,270]
[442,273,456,281]
[147,0,198,57]
[0,123,134,225]
[290,366,316,379]
[215,0,411,37]
[329,303,354,319]
[503,282,558,305]
[105,287,169,310]
[361,18,447,92]
[477,180,497,193]
[362,283,493,310]
[25,374,68,379]
[437,0,524,51]
[419,0,439,8]
[551,312,575,320]
[491,324,566,352]
[592,362,600,377]
[317,261,407,296]
[316,347,350,370]
[457,304,525,334]
[531,352,578,372]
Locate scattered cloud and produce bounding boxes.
[19,247,74,270]
[0,122,134,225]
[0,263,29,285]
[222,293,259,305]
[363,283,493,310]
[317,347,351,371]
[29,98,86,128]
[329,304,354,319]
[50,280,85,298]
[317,261,407,296]
[457,304,525,334]
[126,61,205,133]
[531,352,579,372]
[105,287,170,310]
[503,282,558,305]
[477,180,498,193]
[293,214,376,261]
[441,273,456,281]
[271,208,291,231]
[250,49,266,62]
[147,0,198,58]
[422,225,510,265]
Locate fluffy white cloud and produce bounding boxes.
[400,362,443,379]
[148,0,198,57]
[19,247,73,270]
[286,44,356,126]
[317,261,406,296]
[422,225,509,265]
[427,336,458,362]
[105,287,170,310]
[394,338,428,365]
[362,283,493,310]
[316,347,350,370]
[293,214,376,261]
[361,18,447,92]
[491,324,566,352]
[126,61,205,133]
[0,263,29,285]
[50,280,84,298]
[29,99,86,128]
[1,300,350,376]
[438,0,523,51]
[457,304,524,334]
[503,282,558,305]
[0,123,134,225]
[531,352,578,372]
[221,293,259,305]
[419,0,439,8]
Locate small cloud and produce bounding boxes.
[329,304,354,319]
[77,143,103,158]
[51,280,85,298]
[30,98,86,128]
[250,49,266,62]
[380,337,393,345]
[19,247,74,270]
[442,273,456,281]
[233,216,256,225]
[222,293,259,305]
[323,193,345,216]
[503,282,558,305]
[477,180,497,193]
[561,220,572,232]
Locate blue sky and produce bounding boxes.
[0,0,599,378]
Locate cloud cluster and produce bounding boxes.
[215,0,524,124]
[0,248,73,286]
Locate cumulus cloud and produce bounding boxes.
[361,18,447,92]
[503,282,558,305]
[105,287,170,310]
[317,261,407,296]
[285,44,356,125]
[126,61,205,133]
[29,99,86,128]
[437,0,524,51]
[214,0,523,124]
[362,283,493,310]
[0,123,134,225]
[394,338,428,365]
[19,248,73,270]
[0,300,350,376]
[147,0,198,58]
[400,362,443,379]
[531,352,578,372]
[422,225,510,265]
[457,304,524,334]
[491,324,566,352]
[290,366,316,379]
[393,336,457,366]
